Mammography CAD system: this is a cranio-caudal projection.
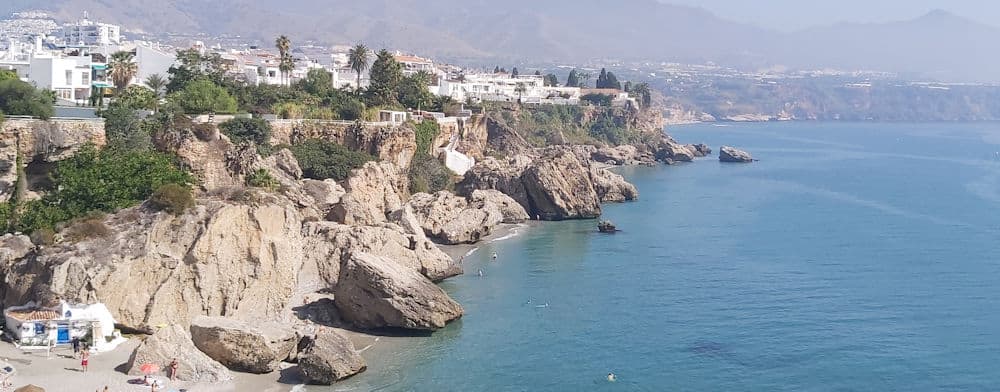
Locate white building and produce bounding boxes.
[5,301,120,351]
[61,17,121,47]
[132,43,176,84]
[25,51,100,102]
[434,73,581,105]
[394,53,436,76]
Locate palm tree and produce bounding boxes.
[108,51,138,95]
[144,73,167,112]
[275,35,291,85]
[348,44,371,94]
[514,82,527,104]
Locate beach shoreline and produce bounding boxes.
[0,223,533,392]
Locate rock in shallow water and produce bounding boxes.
[334,252,464,330]
[298,329,367,384]
[719,146,754,163]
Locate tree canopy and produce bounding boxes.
[171,79,237,114]
[366,49,403,108]
[0,79,55,119]
[596,68,622,90]
[566,69,580,88]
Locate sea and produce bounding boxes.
[331,122,1000,391]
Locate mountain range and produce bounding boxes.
[8,0,1000,82]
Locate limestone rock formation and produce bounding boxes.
[0,235,33,268]
[485,117,532,156]
[689,144,712,157]
[591,145,645,166]
[331,161,405,226]
[126,324,233,382]
[456,155,533,211]
[521,149,602,220]
[2,199,304,332]
[334,252,463,330]
[298,329,367,384]
[655,141,696,163]
[469,190,529,223]
[589,166,639,203]
[189,316,298,374]
[297,179,345,220]
[303,222,460,283]
[407,191,504,245]
[719,146,754,163]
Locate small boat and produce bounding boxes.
[597,220,617,233]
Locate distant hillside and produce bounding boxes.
[8,1,1000,82]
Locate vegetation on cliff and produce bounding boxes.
[408,121,455,194]
[485,103,658,148]
[3,146,192,234]
[289,139,376,181]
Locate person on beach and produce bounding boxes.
[80,350,90,372]
[71,336,81,358]
[169,358,179,381]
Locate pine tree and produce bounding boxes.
[494,66,500,73]
[566,69,580,88]
[511,67,519,77]
[597,68,608,88]
[606,71,621,90]
[366,49,404,107]
[544,74,559,87]
[534,70,541,76]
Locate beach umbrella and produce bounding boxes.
[139,363,160,374]
[14,385,45,392]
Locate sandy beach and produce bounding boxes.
[0,223,530,392]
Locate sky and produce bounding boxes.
[661,0,1000,31]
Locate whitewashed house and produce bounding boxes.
[5,301,120,351]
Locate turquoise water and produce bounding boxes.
[334,122,1000,391]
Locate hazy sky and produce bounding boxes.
[662,0,999,31]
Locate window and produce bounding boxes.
[81,71,89,85]
[65,70,73,85]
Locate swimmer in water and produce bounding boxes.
[491,251,498,261]
[607,373,616,382]
[478,269,484,277]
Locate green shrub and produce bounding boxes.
[170,79,237,114]
[408,155,454,194]
[306,107,337,120]
[338,98,366,120]
[274,102,306,119]
[413,121,440,157]
[246,168,279,190]
[148,183,195,215]
[219,117,271,145]
[0,79,54,119]
[289,139,376,181]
